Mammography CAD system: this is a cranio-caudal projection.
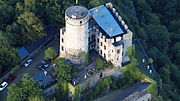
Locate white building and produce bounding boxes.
[60,3,133,67]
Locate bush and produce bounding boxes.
[96,58,114,71]
[44,47,57,60]
[96,58,105,71]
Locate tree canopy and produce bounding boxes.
[7,74,43,101]
[44,47,57,60]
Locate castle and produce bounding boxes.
[59,3,133,67]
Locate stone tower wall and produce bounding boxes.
[65,13,89,54]
[60,6,89,64]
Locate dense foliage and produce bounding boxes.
[0,0,74,78]
[44,47,57,60]
[82,77,112,100]
[0,0,179,100]
[7,74,55,101]
[95,58,114,71]
[7,74,42,101]
[0,31,19,75]
[53,59,73,100]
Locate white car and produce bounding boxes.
[0,82,8,91]
[24,59,32,67]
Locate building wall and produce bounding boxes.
[60,3,133,66]
[122,30,133,56]
[88,26,123,67]
[59,10,89,64]
[65,13,89,53]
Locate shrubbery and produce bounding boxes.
[95,58,114,71]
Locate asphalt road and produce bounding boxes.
[0,39,59,101]
[94,82,150,101]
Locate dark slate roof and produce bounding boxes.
[17,47,30,60]
[90,5,125,38]
[32,68,56,89]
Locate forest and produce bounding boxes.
[0,0,179,101]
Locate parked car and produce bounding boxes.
[0,82,8,91]
[87,70,94,76]
[41,60,49,68]
[71,78,80,86]
[24,59,32,67]
[6,75,15,82]
[36,64,45,71]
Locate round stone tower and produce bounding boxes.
[63,6,89,64]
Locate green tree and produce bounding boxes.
[94,77,112,95]
[28,93,56,101]
[88,0,102,8]
[145,13,160,25]
[28,95,45,101]
[55,79,69,101]
[149,47,171,68]
[159,66,170,83]
[7,74,42,101]
[40,0,73,27]
[0,31,19,72]
[53,59,74,100]
[44,47,57,60]
[0,1,15,30]
[123,58,143,84]
[170,42,180,65]
[6,11,46,46]
[96,58,105,71]
[74,85,81,101]
[53,59,72,81]
[145,25,170,52]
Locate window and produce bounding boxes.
[105,39,106,42]
[91,35,94,39]
[88,37,90,42]
[62,46,64,51]
[62,38,64,43]
[112,50,113,53]
[100,50,102,55]
[104,45,106,50]
[101,35,103,39]
[117,58,119,60]
[80,21,82,24]
[104,53,106,59]
[97,38,99,43]
[117,49,120,54]
[101,42,103,46]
